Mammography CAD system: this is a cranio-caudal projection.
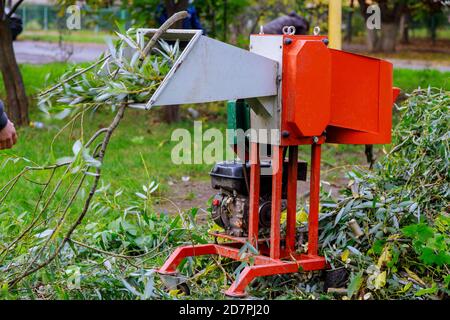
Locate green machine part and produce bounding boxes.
[227,99,250,146]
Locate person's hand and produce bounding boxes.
[0,120,18,150]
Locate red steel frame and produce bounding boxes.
[158,137,328,297]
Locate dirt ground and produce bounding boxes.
[154,179,214,215]
[153,177,347,217]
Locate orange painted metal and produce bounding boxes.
[282,37,331,140]
[158,35,397,297]
[225,254,327,297]
[286,146,298,252]
[393,87,401,102]
[281,35,396,146]
[248,142,261,247]
[158,139,329,296]
[308,143,322,256]
[270,145,284,259]
[325,51,394,144]
[158,241,327,297]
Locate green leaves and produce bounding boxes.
[402,223,434,242]
[402,222,450,267]
[320,89,449,299]
[347,272,363,298]
[415,283,438,297]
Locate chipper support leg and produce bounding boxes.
[225,263,293,297]
[270,145,284,259]
[308,143,322,256]
[158,244,217,275]
[286,146,298,253]
[224,255,328,297]
[248,142,261,248]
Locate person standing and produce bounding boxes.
[0,3,22,150]
[157,0,205,34]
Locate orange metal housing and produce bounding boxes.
[158,34,400,298]
[281,35,397,146]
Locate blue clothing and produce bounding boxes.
[157,4,205,34]
[0,100,8,130]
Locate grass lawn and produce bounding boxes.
[0,64,449,215]
[19,30,113,44]
[394,69,450,92]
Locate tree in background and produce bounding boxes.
[345,0,355,43]
[159,1,189,123]
[357,0,409,53]
[0,0,28,127]
[412,0,447,46]
[195,0,328,47]
[357,0,446,52]
[197,0,250,42]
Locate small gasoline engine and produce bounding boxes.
[210,160,307,237]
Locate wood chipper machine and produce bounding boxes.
[132,28,400,297]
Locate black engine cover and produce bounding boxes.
[210,161,307,197]
[209,161,307,236]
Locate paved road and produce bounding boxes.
[388,58,450,72]
[14,40,106,64]
[14,40,450,72]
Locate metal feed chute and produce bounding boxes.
[133,29,278,110]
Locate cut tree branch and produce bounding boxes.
[6,0,24,18]
[142,10,188,56]
[40,10,188,97]
[5,11,190,288]
[9,103,126,287]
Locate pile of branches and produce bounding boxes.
[0,12,188,288]
[318,88,449,299]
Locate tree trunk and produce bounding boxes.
[400,13,410,44]
[359,0,404,53]
[345,0,355,44]
[223,0,228,42]
[162,106,181,123]
[161,0,188,124]
[380,22,399,53]
[0,18,29,126]
[366,29,380,52]
[345,9,354,44]
[430,14,437,46]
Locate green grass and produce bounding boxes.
[0,63,88,98]
[19,30,113,44]
[23,63,84,95]
[394,69,450,92]
[0,110,220,204]
[408,27,450,40]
